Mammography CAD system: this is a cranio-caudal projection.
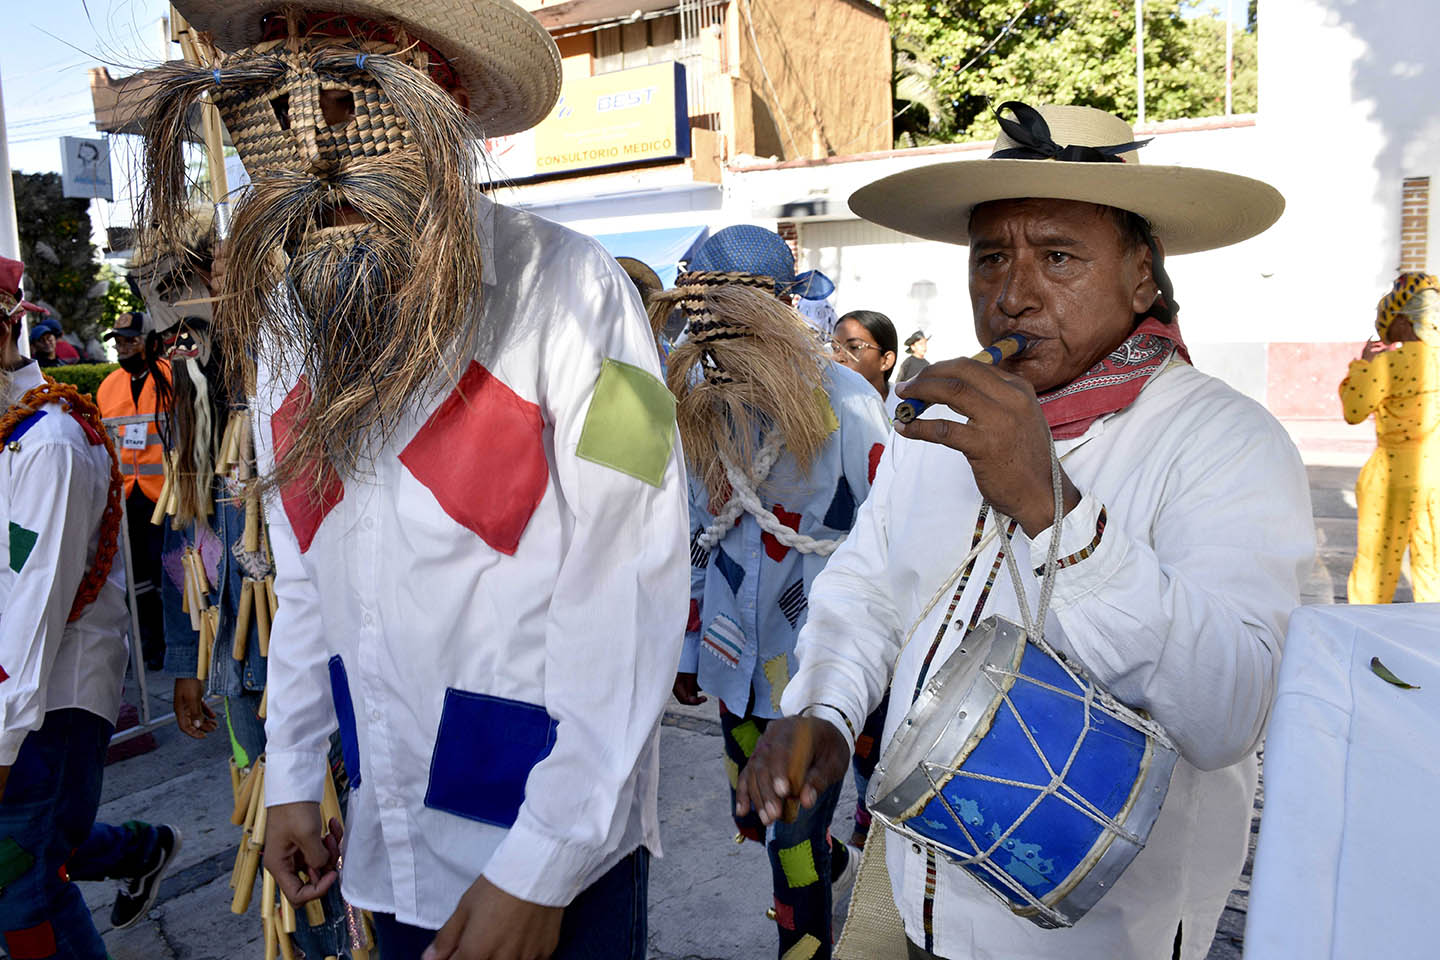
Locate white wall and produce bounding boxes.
[1257,0,1440,342]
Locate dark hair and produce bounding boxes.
[144,331,173,420]
[839,309,899,381]
[967,201,1180,325]
[1105,207,1179,324]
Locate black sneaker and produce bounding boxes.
[110,825,182,929]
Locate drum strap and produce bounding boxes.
[994,440,1065,645]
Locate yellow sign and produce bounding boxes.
[484,62,690,182]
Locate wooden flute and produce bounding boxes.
[892,333,1029,424]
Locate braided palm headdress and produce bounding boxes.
[651,226,835,509]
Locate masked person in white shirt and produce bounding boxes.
[137,4,688,959]
[735,102,1316,960]
[0,256,180,956]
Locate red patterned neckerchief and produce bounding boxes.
[1038,316,1190,440]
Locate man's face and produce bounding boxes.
[968,199,1155,393]
[32,332,55,356]
[114,335,143,360]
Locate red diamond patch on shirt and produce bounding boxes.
[399,361,548,556]
[272,378,345,553]
[868,443,885,484]
[762,504,802,563]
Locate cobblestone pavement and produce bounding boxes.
[8,467,1365,959]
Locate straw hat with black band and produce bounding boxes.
[850,101,1284,256]
[169,0,560,136]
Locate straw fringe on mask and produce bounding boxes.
[654,279,829,510]
[137,31,486,500]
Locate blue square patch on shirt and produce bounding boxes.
[424,689,558,829]
[328,656,363,788]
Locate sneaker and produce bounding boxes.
[110,825,182,929]
[831,841,861,893]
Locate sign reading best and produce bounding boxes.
[484,62,691,183]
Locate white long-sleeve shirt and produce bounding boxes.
[255,195,690,928]
[781,361,1315,959]
[0,361,129,765]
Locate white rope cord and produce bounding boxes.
[694,432,848,557]
[185,360,214,506]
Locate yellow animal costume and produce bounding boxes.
[1342,273,1440,602]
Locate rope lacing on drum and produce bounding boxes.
[695,431,846,557]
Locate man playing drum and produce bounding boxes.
[735,101,1316,959]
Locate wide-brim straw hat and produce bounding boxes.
[850,102,1284,256]
[172,0,560,136]
[616,257,664,297]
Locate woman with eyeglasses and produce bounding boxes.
[830,309,901,419]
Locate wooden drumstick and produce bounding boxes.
[781,721,813,822]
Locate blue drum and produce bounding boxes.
[867,616,1178,928]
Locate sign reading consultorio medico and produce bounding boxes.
[483,62,691,182]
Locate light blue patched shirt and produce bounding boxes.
[682,363,889,718]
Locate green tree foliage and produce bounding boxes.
[97,263,144,330]
[887,0,1258,144]
[11,172,102,341]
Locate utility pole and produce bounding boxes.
[1225,0,1235,116]
[1134,0,1146,126]
[0,63,22,263]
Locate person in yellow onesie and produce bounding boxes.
[1341,272,1440,602]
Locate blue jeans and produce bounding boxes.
[0,709,157,959]
[372,848,650,960]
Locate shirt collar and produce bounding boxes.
[5,359,43,406]
[475,192,498,289]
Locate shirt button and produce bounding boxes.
[369,708,382,722]
[912,843,921,854]
[363,516,375,530]
[362,613,374,628]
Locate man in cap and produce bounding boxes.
[138,3,687,957]
[655,225,889,960]
[0,255,179,956]
[95,311,171,669]
[1342,272,1440,603]
[736,102,1315,959]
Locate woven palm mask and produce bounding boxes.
[132,253,213,363]
[211,38,426,188]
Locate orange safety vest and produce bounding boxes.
[97,361,170,502]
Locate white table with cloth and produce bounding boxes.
[1245,603,1440,959]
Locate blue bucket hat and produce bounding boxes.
[685,225,835,301]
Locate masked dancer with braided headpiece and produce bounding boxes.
[657,225,889,960]
[128,213,360,953]
[138,3,688,957]
[0,255,180,956]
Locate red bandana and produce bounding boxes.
[1038,317,1190,440]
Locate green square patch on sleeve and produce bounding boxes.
[576,358,677,488]
[8,522,37,574]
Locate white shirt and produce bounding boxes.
[781,362,1315,959]
[256,195,690,927]
[0,361,129,765]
